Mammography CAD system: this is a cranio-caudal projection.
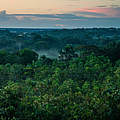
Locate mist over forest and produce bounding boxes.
[0,28,120,58]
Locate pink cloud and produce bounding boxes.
[76,7,120,18]
[15,16,24,20]
[55,24,65,27]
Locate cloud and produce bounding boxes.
[74,11,107,17]
[55,24,65,27]
[76,7,120,17]
[110,5,120,8]
[0,10,7,15]
[0,9,120,28]
[96,5,107,8]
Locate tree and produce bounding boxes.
[0,50,8,64]
[104,42,120,62]
[17,48,38,65]
[58,45,78,61]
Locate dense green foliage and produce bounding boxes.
[0,28,120,51]
[0,28,120,120]
[0,48,38,65]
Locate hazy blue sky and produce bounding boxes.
[0,0,120,28]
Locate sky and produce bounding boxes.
[0,0,120,28]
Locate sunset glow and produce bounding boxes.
[0,0,119,14]
[0,0,120,27]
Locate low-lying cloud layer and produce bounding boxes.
[0,7,120,28]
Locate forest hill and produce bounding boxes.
[1,28,120,119]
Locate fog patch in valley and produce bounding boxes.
[35,49,59,59]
